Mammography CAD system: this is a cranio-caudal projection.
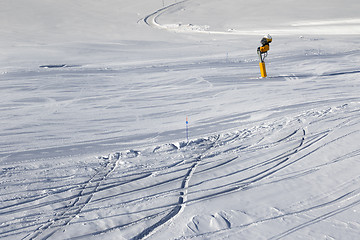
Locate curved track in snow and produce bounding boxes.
[143,0,242,35]
[143,0,252,35]
[144,0,189,29]
[1,45,360,240]
[144,0,360,35]
[2,103,360,239]
[1,1,360,240]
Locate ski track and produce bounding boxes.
[20,154,122,240]
[1,2,360,239]
[2,103,359,239]
[144,0,190,30]
[174,105,360,239]
[180,187,360,240]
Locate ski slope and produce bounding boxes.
[1,0,360,239]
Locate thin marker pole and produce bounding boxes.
[186,116,189,143]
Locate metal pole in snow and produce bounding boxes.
[186,116,189,143]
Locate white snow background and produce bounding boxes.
[1,0,360,239]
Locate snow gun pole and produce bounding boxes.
[186,116,189,143]
[257,34,272,78]
[259,56,267,78]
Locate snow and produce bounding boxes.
[1,0,360,239]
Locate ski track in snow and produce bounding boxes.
[21,153,121,240]
[1,103,360,239]
[143,0,360,35]
[1,1,360,239]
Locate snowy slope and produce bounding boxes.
[1,0,360,239]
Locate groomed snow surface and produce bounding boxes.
[1,0,360,239]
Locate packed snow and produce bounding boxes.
[1,0,360,239]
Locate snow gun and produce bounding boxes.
[257,34,272,78]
